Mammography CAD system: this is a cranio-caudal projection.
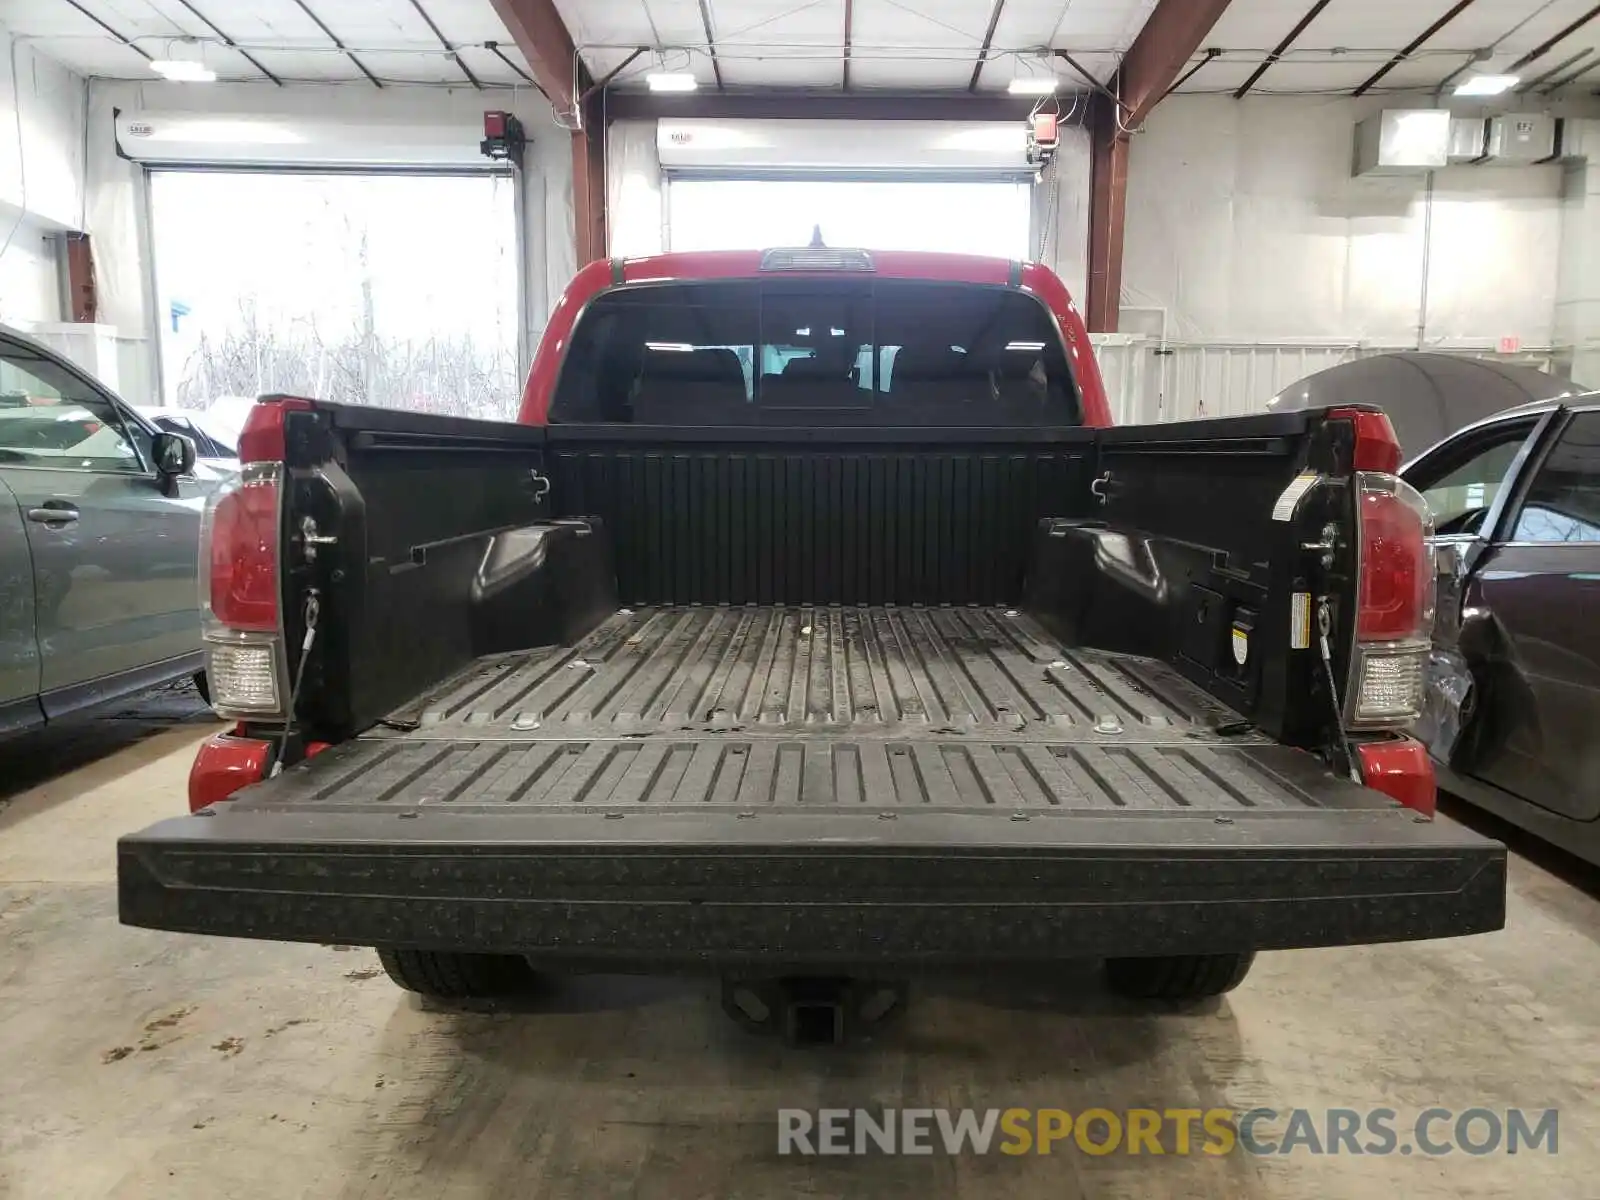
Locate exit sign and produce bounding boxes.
[1498,335,1521,354]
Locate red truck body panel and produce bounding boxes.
[518,251,1113,427]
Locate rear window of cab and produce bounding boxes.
[549,278,1082,427]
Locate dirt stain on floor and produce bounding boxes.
[144,1006,196,1033]
[101,1046,134,1064]
[212,1037,244,1058]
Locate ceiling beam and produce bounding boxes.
[1517,47,1591,91]
[170,0,283,84]
[407,0,483,88]
[486,0,589,113]
[1054,49,1112,97]
[1234,0,1332,98]
[1542,54,1600,92]
[969,0,1007,92]
[581,48,646,101]
[484,39,536,85]
[486,0,603,265]
[1352,0,1479,96]
[698,0,725,89]
[1164,46,1221,98]
[1080,0,1235,333]
[602,90,1088,123]
[60,0,153,61]
[288,0,383,87]
[1086,93,1129,335]
[1508,2,1600,72]
[843,0,854,90]
[1110,0,1237,128]
[573,94,607,266]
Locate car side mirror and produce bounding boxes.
[153,430,196,493]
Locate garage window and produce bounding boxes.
[149,171,520,419]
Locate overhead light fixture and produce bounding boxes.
[1008,77,1058,96]
[1454,73,1518,96]
[647,72,698,92]
[150,39,216,82]
[150,60,218,82]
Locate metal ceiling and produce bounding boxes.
[0,0,537,86]
[7,0,1600,97]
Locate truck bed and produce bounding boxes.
[269,605,1333,811]
[120,605,1505,968]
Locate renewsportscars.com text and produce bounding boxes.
[776,1107,1559,1157]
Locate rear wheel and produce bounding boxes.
[375,948,534,999]
[1104,953,1256,1001]
[193,671,211,706]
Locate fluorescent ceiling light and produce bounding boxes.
[1454,74,1518,96]
[1008,77,1058,96]
[645,342,695,352]
[1005,341,1046,351]
[150,59,217,82]
[647,72,698,92]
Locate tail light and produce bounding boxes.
[197,398,309,718]
[1331,409,1435,728]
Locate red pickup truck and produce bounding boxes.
[118,248,1504,1037]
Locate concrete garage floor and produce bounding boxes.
[2,702,1597,1199]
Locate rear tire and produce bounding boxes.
[375,948,534,999]
[193,671,211,706]
[1104,952,1256,1001]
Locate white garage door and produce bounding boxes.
[667,179,1031,258]
[657,119,1034,258]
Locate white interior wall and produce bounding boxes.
[83,80,574,406]
[1123,95,1563,351]
[0,24,88,327]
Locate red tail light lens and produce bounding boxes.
[1329,406,1402,473]
[1356,474,1433,642]
[238,396,313,465]
[202,463,282,631]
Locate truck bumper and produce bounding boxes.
[119,807,1506,969]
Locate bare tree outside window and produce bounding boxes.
[151,171,519,422]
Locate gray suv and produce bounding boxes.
[0,325,223,736]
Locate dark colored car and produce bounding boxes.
[1269,352,1581,460]
[1407,396,1600,863]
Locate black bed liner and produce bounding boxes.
[119,606,1507,966]
[234,607,1318,813]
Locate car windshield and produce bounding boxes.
[550,278,1081,426]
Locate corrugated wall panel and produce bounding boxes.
[1089,337,1557,426]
